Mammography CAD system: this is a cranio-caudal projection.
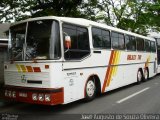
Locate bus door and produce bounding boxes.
[62,22,90,101]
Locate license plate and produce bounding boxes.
[19,92,27,97]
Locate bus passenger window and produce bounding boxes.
[125,35,136,51]
[111,32,125,50]
[145,40,150,52]
[92,27,111,49]
[136,38,144,51]
[151,41,156,52]
[62,23,90,60]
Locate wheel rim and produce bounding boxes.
[137,71,142,82]
[86,80,95,97]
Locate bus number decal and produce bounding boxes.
[127,55,142,60]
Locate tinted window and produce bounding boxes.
[145,40,150,52]
[125,35,136,51]
[156,39,160,50]
[151,41,156,52]
[63,23,90,60]
[10,23,26,61]
[137,38,144,51]
[92,27,111,48]
[26,20,61,60]
[111,32,125,49]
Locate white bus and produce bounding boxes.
[4,16,158,105]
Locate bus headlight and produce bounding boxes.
[45,94,51,102]
[32,93,38,101]
[38,94,44,101]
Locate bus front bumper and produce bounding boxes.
[4,85,64,105]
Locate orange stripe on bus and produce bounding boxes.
[106,66,113,87]
[102,51,122,92]
[26,66,33,72]
[102,50,115,93]
[106,51,118,87]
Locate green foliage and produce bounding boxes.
[0,0,85,22]
[95,0,160,35]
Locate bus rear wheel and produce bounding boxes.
[85,79,96,101]
[144,68,149,81]
[137,70,143,84]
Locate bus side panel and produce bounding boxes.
[62,50,157,104]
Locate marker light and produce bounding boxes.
[45,65,49,69]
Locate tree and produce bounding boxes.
[31,0,84,17]
[94,0,160,35]
[0,0,85,22]
[146,0,160,32]
[0,0,35,22]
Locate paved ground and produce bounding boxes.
[0,75,160,120]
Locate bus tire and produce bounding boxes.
[144,68,149,81]
[85,79,96,101]
[137,69,143,84]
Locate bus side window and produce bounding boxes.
[145,40,150,52]
[136,37,144,51]
[151,41,156,52]
[111,32,125,50]
[92,27,111,49]
[125,35,136,51]
[62,23,90,60]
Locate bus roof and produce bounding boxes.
[11,16,155,41]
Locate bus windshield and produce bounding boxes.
[10,23,26,61]
[10,20,61,61]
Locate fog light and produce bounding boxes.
[38,94,44,101]
[45,94,51,102]
[32,93,38,101]
[12,91,16,98]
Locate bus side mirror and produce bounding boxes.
[65,36,71,49]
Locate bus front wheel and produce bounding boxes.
[85,79,96,101]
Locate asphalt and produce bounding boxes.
[0,75,160,120]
